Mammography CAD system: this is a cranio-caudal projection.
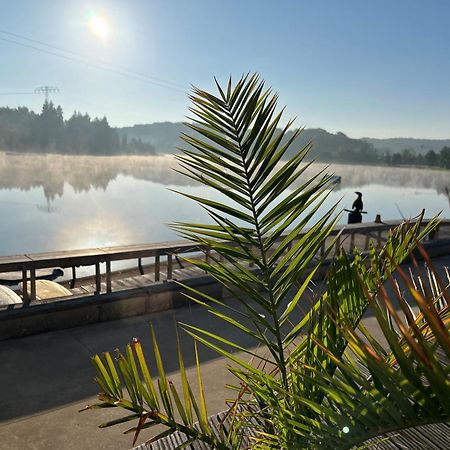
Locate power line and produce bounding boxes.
[0,29,187,91]
[0,34,187,94]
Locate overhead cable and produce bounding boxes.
[0,33,187,94]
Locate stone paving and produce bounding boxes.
[0,294,256,450]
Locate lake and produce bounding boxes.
[0,152,449,257]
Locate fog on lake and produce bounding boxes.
[0,152,449,256]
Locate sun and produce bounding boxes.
[89,14,109,41]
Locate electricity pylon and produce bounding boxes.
[35,86,60,103]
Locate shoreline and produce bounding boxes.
[1,149,449,172]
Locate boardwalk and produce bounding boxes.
[1,219,450,342]
[1,219,448,303]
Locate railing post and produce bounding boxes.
[138,258,144,275]
[335,235,341,255]
[364,234,370,251]
[30,268,36,303]
[70,266,77,289]
[167,254,173,280]
[350,233,355,251]
[377,230,382,248]
[155,254,160,281]
[22,269,29,306]
[106,260,112,293]
[95,262,101,294]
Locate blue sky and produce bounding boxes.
[0,0,449,138]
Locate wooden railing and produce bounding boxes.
[0,218,448,305]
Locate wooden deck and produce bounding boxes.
[0,218,449,307]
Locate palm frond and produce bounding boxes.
[87,74,448,449]
[172,74,343,393]
[84,329,231,449]
[236,248,450,449]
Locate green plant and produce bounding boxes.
[85,74,449,448]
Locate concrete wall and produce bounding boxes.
[0,274,222,340]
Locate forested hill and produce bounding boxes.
[3,103,449,166]
[117,122,379,163]
[0,103,155,155]
[118,122,185,154]
[363,137,450,154]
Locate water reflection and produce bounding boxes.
[1,152,450,201]
[0,152,449,255]
[326,163,450,195]
[0,153,192,202]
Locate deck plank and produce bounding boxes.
[134,421,450,449]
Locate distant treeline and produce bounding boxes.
[117,123,381,163]
[1,104,450,168]
[381,147,450,169]
[364,137,450,154]
[0,103,155,155]
[119,122,450,169]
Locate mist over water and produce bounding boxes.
[0,152,449,256]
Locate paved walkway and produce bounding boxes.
[0,294,258,450]
[1,255,449,450]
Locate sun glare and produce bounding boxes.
[89,14,109,40]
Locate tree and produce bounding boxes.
[425,149,438,166]
[416,153,424,165]
[401,148,415,165]
[120,133,128,151]
[0,106,37,151]
[439,146,450,169]
[383,151,392,164]
[0,104,140,155]
[35,101,65,150]
[88,117,119,155]
[391,152,403,165]
[65,111,92,154]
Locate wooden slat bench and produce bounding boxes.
[132,410,256,450]
[132,412,450,449]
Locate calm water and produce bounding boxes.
[0,152,449,256]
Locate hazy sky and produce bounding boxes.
[0,0,449,138]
